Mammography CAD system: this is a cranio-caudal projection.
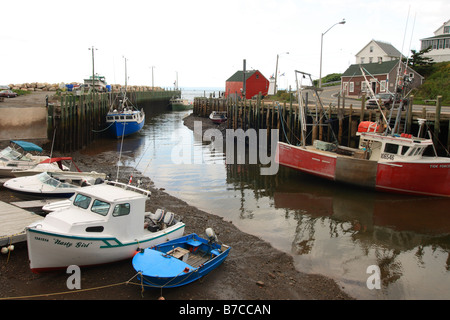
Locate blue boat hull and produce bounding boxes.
[132,233,231,288]
[109,117,145,139]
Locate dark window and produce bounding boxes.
[385,143,399,154]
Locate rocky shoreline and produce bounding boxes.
[0,121,354,301]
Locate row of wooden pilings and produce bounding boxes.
[47,90,180,153]
[193,94,450,153]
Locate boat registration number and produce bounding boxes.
[381,153,395,160]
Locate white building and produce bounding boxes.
[355,40,403,65]
[420,19,450,63]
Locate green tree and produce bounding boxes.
[403,46,435,77]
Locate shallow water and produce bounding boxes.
[83,107,450,300]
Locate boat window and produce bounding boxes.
[107,116,114,121]
[384,143,399,154]
[91,199,110,216]
[113,203,130,217]
[414,147,423,156]
[74,194,92,209]
[401,146,410,155]
[126,116,133,119]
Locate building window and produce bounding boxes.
[369,57,373,63]
[361,57,365,64]
[444,26,450,34]
[349,82,354,93]
[380,80,387,92]
[370,46,374,53]
[378,57,383,63]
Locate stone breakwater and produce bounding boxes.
[7,82,164,92]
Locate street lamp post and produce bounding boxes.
[319,19,345,88]
[275,52,289,94]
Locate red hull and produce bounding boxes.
[276,142,450,197]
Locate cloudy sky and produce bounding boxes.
[1,0,448,89]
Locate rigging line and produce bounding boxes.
[116,121,127,181]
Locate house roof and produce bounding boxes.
[420,34,450,41]
[342,60,424,79]
[356,40,403,58]
[433,19,450,35]
[342,60,400,77]
[226,70,258,82]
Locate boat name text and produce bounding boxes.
[53,239,92,248]
[429,164,450,169]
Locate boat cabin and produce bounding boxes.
[357,131,433,162]
[43,181,152,240]
[106,109,144,123]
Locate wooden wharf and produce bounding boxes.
[193,94,450,154]
[0,201,42,246]
[47,89,180,153]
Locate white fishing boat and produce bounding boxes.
[26,180,185,272]
[209,111,227,124]
[4,171,107,198]
[0,141,51,177]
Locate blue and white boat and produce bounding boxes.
[132,229,231,288]
[106,95,145,139]
[105,58,145,139]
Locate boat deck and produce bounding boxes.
[186,252,211,268]
[168,246,211,268]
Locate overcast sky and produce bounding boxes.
[1,0,448,89]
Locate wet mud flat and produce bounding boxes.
[0,136,353,301]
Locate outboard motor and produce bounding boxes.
[163,212,175,226]
[205,228,218,244]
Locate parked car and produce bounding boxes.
[366,93,405,110]
[0,90,18,98]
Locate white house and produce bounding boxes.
[355,40,403,65]
[420,19,450,63]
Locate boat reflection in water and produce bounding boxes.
[270,169,450,299]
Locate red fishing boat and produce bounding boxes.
[276,70,450,197]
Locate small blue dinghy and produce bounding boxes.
[132,228,230,288]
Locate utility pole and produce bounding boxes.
[88,46,97,92]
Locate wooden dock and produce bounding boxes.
[0,201,42,247]
[193,94,450,154]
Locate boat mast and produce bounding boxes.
[295,70,307,147]
[359,66,390,133]
[294,70,338,146]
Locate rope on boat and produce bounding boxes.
[91,121,115,133]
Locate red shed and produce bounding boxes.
[225,70,269,99]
